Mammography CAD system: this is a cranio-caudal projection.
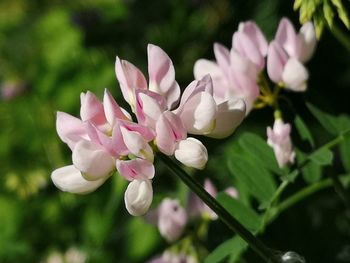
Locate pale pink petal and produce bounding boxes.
[115,57,147,108]
[214,43,230,72]
[179,91,217,135]
[225,187,239,199]
[175,75,213,113]
[103,89,130,125]
[193,59,229,101]
[120,126,154,162]
[157,198,187,242]
[147,44,180,109]
[297,22,317,62]
[238,21,268,56]
[51,165,108,194]
[72,139,115,181]
[233,31,265,69]
[275,18,298,57]
[116,159,155,181]
[119,120,156,141]
[135,90,166,128]
[155,111,186,155]
[267,41,288,84]
[56,111,88,150]
[80,91,107,128]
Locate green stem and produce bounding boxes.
[276,179,332,215]
[328,23,350,52]
[159,154,281,263]
[330,172,350,212]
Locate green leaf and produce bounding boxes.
[217,193,262,231]
[205,236,247,263]
[303,161,322,183]
[238,133,281,174]
[228,154,277,203]
[306,104,350,136]
[339,135,350,172]
[294,115,315,147]
[323,1,335,27]
[306,103,340,135]
[308,148,334,166]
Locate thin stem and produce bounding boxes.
[159,154,281,263]
[276,179,332,215]
[330,172,350,212]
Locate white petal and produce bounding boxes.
[174,138,208,169]
[124,179,153,216]
[51,165,107,194]
[207,98,246,138]
[282,58,309,92]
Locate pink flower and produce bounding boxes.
[52,89,157,216]
[233,21,268,70]
[194,42,259,113]
[267,18,316,91]
[267,119,295,168]
[149,198,188,242]
[115,44,180,111]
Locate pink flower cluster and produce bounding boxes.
[194,18,316,112]
[51,44,246,216]
[194,18,316,167]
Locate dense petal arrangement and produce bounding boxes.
[51,44,245,216]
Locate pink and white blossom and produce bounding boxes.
[267,119,295,168]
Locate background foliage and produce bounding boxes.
[0,0,349,262]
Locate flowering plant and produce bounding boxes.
[47,12,350,262]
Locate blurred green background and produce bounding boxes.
[0,0,349,262]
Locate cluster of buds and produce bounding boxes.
[51,44,246,216]
[193,17,316,167]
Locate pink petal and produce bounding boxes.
[135,90,166,128]
[233,31,265,69]
[80,91,107,128]
[275,17,298,57]
[297,21,317,63]
[119,120,156,142]
[238,21,268,56]
[214,42,230,72]
[103,89,130,125]
[179,91,217,135]
[72,139,115,181]
[267,41,288,84]
[116,158,155,181]
[115,57,147,107]
[147,44,180,109]
[155,111,186,155]
[56,111,88,150]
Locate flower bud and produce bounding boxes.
[124,179,153,216]
[174,138,208,169]
[267,119,295,168]
[157,198,187,242]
